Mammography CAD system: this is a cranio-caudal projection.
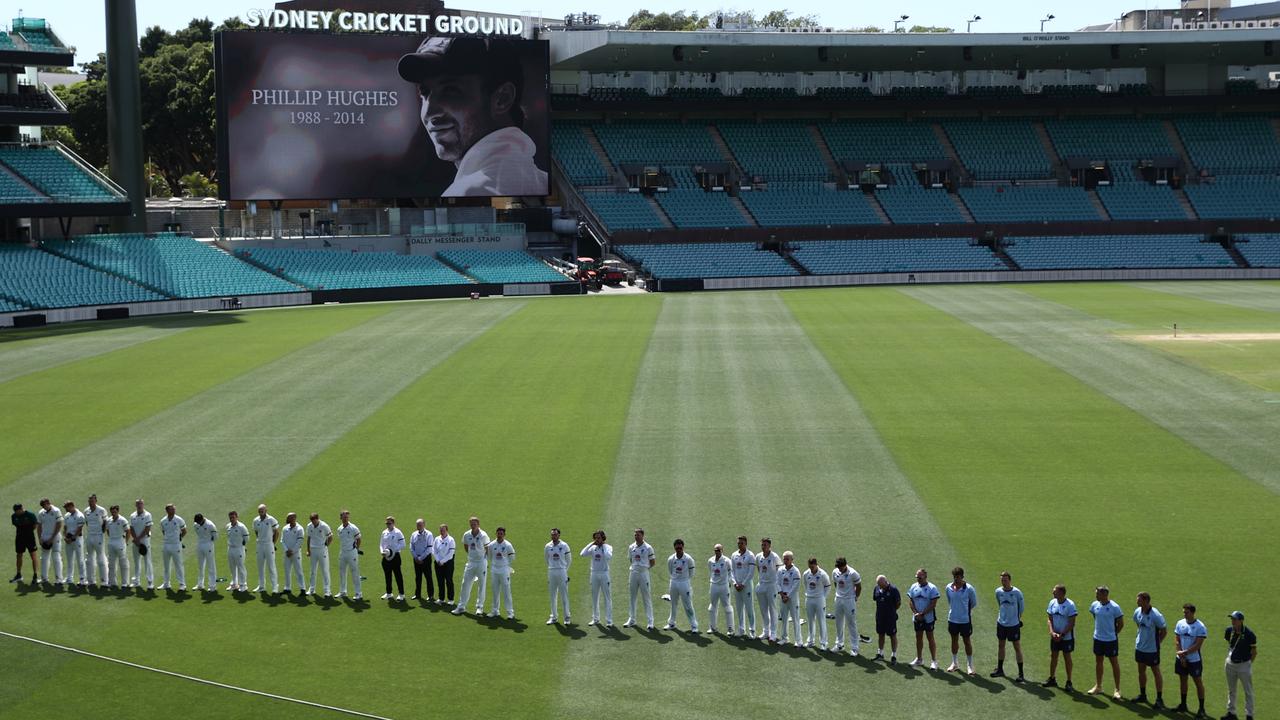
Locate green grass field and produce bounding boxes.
[1,281,1276,719]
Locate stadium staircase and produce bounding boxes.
[39,243,175,299]
[808,125,844,182]
[949,193,976,223]
[780,247,811,276]
[582,126,625,187]
[1033,121,1071,184]
[645,195,676,228]
[1086,189,1112,220]
[1173,188,1199,220]
[992,243,1021,270]
[866,192,892,224]
[706,125,746,176]
[931,124,970,184]
[727,195,758,226]
[1164,119,1197,173]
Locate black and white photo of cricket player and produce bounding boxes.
[398,36,548,197]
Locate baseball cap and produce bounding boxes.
[397,36,521,85]
[1229,611,1245,620]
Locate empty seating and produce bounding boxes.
[876,185,967,224]
[1235,234,1280,267]
[890,86,947,99]
[740,183,881,226]
[437,250,567,284]
[1040,84,1102,97]
[587,87,649,102]
[17,29,61,51]
[1175,115,1280,175]
[943,119,1053,180]
[1096,183,1189,220]
[1044,117,1174,162]
[1004,234,1235,269]
[665,88,723,100]
[739,87,799,100]
[617,242,797,278]
[814,87,872,100]
[0,145,119,202]
[718,121,826,181]
[0,167,46,203]
[1183,176,1280,219]
[583,192,665,231]
[236,247,469,289]
[47,233,300,298]
[551,124,611,186]
[791,238,1005,274]
[820,120,946,163]
[0,244,165,309]
[959,184,1101,222]
[964,85,1023,98]
[656,189,751,228]
[592,121,721,167]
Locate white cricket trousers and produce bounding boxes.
[195,544,216,588]
[778,594,802,643]
[106,543,128,587]
[668,582,696,629]
[628,569,653,625]
[834,597,859,652]
[63,540,85,583]
[756,583,778,638]
[85,540,107,585]
[162,546,185,587]
[309,549,330,595]
[227,550,248,589]
[282,550,303,591]
[805,597,828,646]
[130,542,152,587]
[733,582,756,635]
[589,572,612,623]
[39,541,62,583]
[1225,659,1254,717]
[490,568,513,615]
[256,545,278,591]
[459,561,487,611]
[708,583,733,630]
[547,569,569,619]
[338,550,360,596]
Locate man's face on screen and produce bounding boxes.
[418,74,494,163]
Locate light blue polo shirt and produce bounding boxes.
[1090,600,1125,641]
[1133,607,1167,653]
[946,582,978,624]
[1174,618,1208,662]
[1047,597,1077,640]
[908,582,940,623]
[995,586,1024,628]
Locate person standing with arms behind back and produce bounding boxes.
[1173,603,1208,718]
[873,575,902,663]
[580,530,612,627]
[1222,610,1256,720]
[158,503,186,591]
[945,566,978,676]
[908,568,940,670]
[992,571,1026,683]
[1089,585,1125,700]
[831,557,862,656]
[453,516,490,615]
[1044,583,1078,692]
[434,523,455,605]
[336,510,362,600]
[1132,591,1168,709]
[664,538,697,632]
[486,526,516,619]
[409,519,434,602]
[545,527,571,625]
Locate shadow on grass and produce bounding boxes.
[634,626,673,644]
[475,614,528,633]
[0,311,245,342]
[594,623,630,641]
[553,622,588,640]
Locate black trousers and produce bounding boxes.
[382,552,404,595]
[435,558,455,601]
[413,558,435,598]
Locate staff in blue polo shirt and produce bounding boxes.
[945,566,978,676]
[1132,591,1168,709]
[992,571,1025,683]
[1223,610,1257,720]
[1089,585,1126,700]
[1044,583,1078,692]
[1173,603,1208,717]
[907,567,940,670]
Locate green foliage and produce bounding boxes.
[758,9,820,28]
[624,9,710,30]
[178,170,217,198]
[909,24,954,32]
[146,161,172,197]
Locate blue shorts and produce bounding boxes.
[1135,650,1160,666]
[1094,639,1119,657]
[948,621,973,637]
[1174,658,1203,677]
[914,618,936,633]
[997,623,1021,642]
[1051,637,1075,653]
[876,616,897,636]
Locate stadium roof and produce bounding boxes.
[548,28,1279,71]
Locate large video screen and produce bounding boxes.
[215,31,550,201]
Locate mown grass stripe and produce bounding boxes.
[0,322,193,384]
[1128,280,1280,313]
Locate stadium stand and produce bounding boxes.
[551,123,612,186]
[592,121,721,166]
[959,184,1101,222]
[656,189,751,228]
[1043,116,1174,163]
[436,249,568,284]
[740,183,881,227]
[1235,234,1280,267]
[790,238,1006,274]
[814,87,873,100]
[819,120,946,163]
[1003,234,1236,269]
[0,32,14,48]
[16,28,61,52]
[876,185,968,224]
[587,87,649,102]
[1095,183,1189,220]
[0,166,46,203]
[718,121,827,181]
[665,88,723,99]
[1175,115,1280,175]
[616,242,798,278]
[582,191,665,231]
[1183,176,1280,219]
[943,119,1053,180]
[45,233,300,298]
[0,243,165,308]
[1039,84,1102,97]
[237,247,470,289]
[0,145,119,202]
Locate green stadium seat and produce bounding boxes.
[236,247,471,289]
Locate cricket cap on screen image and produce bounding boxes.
[397,36,522,88]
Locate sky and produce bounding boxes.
[5,0,1197,67]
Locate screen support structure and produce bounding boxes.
[105,0,147,233]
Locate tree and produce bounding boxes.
[759,10,820,28]
[146,161,173,197]
[624,10,708,30]
[178,171,216,198]
[908,25,954,32]
[852,25,884,33]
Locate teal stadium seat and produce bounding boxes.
[0,167,47,203]
[17,29,61,51]
[876,185,967,224]
[46,233,300,298]
[819,120,946,163]
[1044,117,1173,163]
[1004,234,1235,270]
[237,247,470,289]
[740,182,881,226]
[1175,115,1280,175]
[959,185,1101,222]
[0,244,164,309]
[617,242,798,279]
[592,121,721,167]
[718,120,827,182]
[1235,234,1280,267]
[943,119,1053,180]
[437,250,567,284]
[0,145,119,202]
[656,189,751,228]
[1183,176,1280,220]
[790,239,1005,275]
[583,192,664,231]
[551,123,611,186]
[1096,183,1188,220]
